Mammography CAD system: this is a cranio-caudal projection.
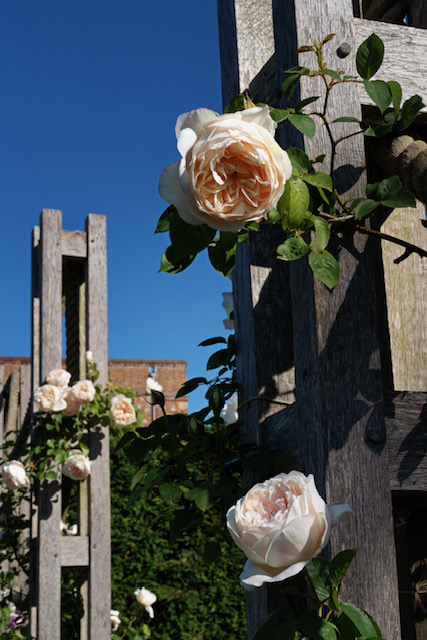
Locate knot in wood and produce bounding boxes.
[337,42,351,58]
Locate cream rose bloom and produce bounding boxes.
[60,387,81,417]
[134,586,157,619]
[159,106,292,232]
[2,460,30,490]
[145,376,163,395]
[221,394,239,425]
[62,451,91,481]
[110,609,121,632]
[227,471,351,590]
[45,368,71,387]
[110,395,136,426]
[71,380,96,404]
[34,384,67,412]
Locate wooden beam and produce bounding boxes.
[61,229,87,259]
[37,209,63,640]
[60,536,90,567]
[86,214,111,640]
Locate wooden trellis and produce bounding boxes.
[218,2,427,639]
[29,209,110,639]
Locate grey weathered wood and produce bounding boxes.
[219,1,404,637]
[385,391,427,491]
[407,0,427,28]
[62,229,87,259]
[0,365,4,446]
[60,536,90,567]
[86,214,111,639]
[380,202,427,392]
[354,19,427,110]
[37,209,63,640]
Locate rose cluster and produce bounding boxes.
[227,471,350,589]
[159,106,292,232]
[34,368,96,416]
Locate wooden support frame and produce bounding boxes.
[218,1,427,638]
[30,209,110,640]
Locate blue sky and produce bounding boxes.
[0,1,232,410]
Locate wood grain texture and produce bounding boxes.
[62,229,87,259]
[354,19,427,109]
[380,203,427,392]
[37,209,63,640]
[385,391,427,491]
[407,0,427,28]
[86,214,111,639]
[60,536,90,567]
[277,3,401,636]
[0,366,4,443]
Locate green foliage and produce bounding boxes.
[254,550,383,640]
[356,33,384,80]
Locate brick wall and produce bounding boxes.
[0,357,187,426]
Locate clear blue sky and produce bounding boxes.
[0,1,232,410]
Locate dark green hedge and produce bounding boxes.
[110,445,247,639]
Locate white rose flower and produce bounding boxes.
[134,586,157,619]
[60,387,81,417]
[62,451,91,481]
[45,368,71,387]
[34,384,67,412]
[145,376,163,394]
[227,471,351,590]
[159,106,292,232]
[1,460,30,490]
[222,292,234,331]
[110,395,136,426]
[60,521,78,536]
[221,395,239,425]
[85,350,94,363]
[110,609,121,632]
[71,380,96,404]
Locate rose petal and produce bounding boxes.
[239,105,277,137]
[239,557,310,590]
[175,108,219,141]
[158,162,202,226]
[264,514,322,568]
[328,503,352,526]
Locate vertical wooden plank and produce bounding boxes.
[218,2,296,636]
[37,208,63,640]
[380,202,427,391]
[86,214,110,639]
[272,1,401,637]
[407,0,427,28]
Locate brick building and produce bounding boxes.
[0,357,187,428]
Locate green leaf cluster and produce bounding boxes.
[254,550,384,640]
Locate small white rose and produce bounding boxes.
[221,395,239,425]
[110,394,136,426]
[227,471,351,590]
[85,350,94,364]
[60,387,81,417]
[60,521,78,536]
[71,380,96,404]
[1,460,30,490]
[134,586,157,619]
[45,369,71,387]
[110,609,121,632]
[159,106,292,231]
[222,292,234,331]
[145,376,163,395]
[62,451,91,481]
[34,384,67,412]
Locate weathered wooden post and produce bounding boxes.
[30,209,110,639]
[218,1,427,638]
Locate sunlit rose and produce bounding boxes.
[71,380,96,404]
[85,350,94,363]
[134,586,157,619]
[34,384,67,412]
[145,376,163,395]
[62,451,91,481]
[60,387,81,417]
[1,460,30,490]
[46,368,71,387]
[110,609,121,632]
[222,292,234,331]
[221,395,239,425]
[159,106,292,231]
[227,471,351,590]
[110,395,136,426]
